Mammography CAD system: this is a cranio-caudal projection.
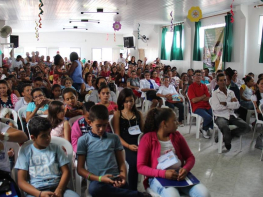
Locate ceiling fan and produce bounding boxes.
[138,34,149,43]
[0,25,12,38]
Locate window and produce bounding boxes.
[165,32,173,51]
[200,23,226,48]
[92,49,102,62]
[70,48,81,58]
[102,48,112,62]
[59,48,70,60]
[36,47,47,57]
[24,47,36,57]
[92,48,113,63]
[259,16,263,44]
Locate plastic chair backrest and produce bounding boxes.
[109,115,114,133]
[69,115,83,127]
[18,106,28,132]
[0,118,18,129]
[209,98,216,121]
[137,133,144,145]
[7,109,18,123]
[259,103,263,118]
[251,96,260,121]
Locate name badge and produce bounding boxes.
[158,151,179,170]
[128,125,141,135]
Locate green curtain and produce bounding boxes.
[223,13,233,63]
[259,26,263,63]
[170,25,183,61]
[161,27,168,60]
[193,21,201,61]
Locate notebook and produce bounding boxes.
[156,172,200,187]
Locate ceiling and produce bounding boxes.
[0,0,261,34]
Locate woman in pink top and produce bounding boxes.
[48,101,71,142]
[137,108,210,197]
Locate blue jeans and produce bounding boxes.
[165,101,184,122]
[89,181,144,197]
[240,100,254,110]
[26,189,79,197]
[149,178,210,197]
[194,108,213,131]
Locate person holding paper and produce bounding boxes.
[157,76,184,127]
[137,108,210,197]
[211,73,250,151]
[113,88,144,191]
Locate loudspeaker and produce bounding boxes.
[123,36,134,48]
[10,35,19,48]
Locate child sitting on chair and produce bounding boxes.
[77,105,151,197]
[15,117,79,197]
[71,101,95,153]
[62,88,83,119]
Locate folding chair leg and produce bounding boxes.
[218,131,223,154]
[251,123,257,145]
[239,136,242,151]
[260,149,263,161]
[189,117,192,134]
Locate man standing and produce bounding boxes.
[211,73,250,150]
[117,53,126,65]
[188,70,212,139]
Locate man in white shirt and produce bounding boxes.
[211,73,250,150]
[15,83,32,116]
[117,53,126,65]
[12,55,23,72]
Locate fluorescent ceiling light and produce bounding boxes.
[63,26,88,30]
[81,11,119,14]
[69,19,100,23]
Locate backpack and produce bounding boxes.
[255,134,263,150]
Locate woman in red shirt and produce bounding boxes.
[151,70,161,86]
[137,108,210,197]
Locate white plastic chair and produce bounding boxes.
[5,141,20,181]
[85,94,91,102]
[186,93,203,139]
[251,102,263,144]
[142,94,152,113]
[0,118,18,129]
[109,115,114,133]
[209,98,242,153]
[18,106,28,133]
[69,115,83,127]
[1,108,18,123]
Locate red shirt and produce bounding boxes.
[151,77,161,86]
[188,82,211,112]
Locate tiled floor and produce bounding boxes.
[170,123,263,197]
[81,121,263,197]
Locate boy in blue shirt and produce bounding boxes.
[77,105,151,197]
[15,117,79,197]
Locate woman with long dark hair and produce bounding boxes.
[113,88,144,191]
[137,108,210,197]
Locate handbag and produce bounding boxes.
[0,179,11,194]
[255,134,263,150]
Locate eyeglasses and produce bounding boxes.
[33,94,44,99]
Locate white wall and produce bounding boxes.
[246,5,263,80]
[12,31,124,62]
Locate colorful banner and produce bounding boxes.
[203,27,225,72]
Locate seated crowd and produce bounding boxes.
[1,50,261,197]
